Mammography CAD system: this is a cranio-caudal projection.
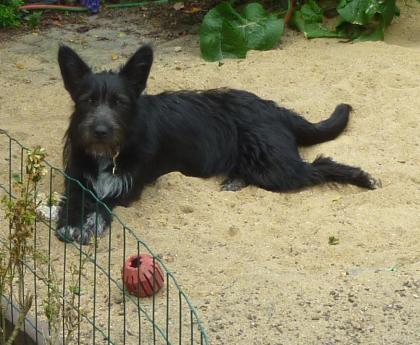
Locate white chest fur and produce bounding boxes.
[86,157,133,200]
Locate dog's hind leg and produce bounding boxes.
[284,104,351,146]
[310,155,380,189]
[237,151,379,192]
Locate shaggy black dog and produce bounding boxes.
[56,44,379,244]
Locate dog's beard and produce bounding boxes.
[77,117,123,158]
[85,141,120,158]
[79,127,122,158]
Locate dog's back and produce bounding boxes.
[136,88,360,190]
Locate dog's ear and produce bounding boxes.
[58,44,91,99]
[119,44,153,96]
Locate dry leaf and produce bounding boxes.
[15,63,25,69]
[186,6,200,13]
[111,53,119,61]
[173,2,184,10]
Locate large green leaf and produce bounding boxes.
[337,0,375,25]
[200,2,284,62]
[242,3,284,50]
[377,0,398,27]
[220,18,248,59]
[337,0,398,26]
[300,0,324,22]
[199,10,223,61]
[354,23,385,41]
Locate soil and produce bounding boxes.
[0,2,419,344]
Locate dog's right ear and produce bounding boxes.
[58,44,91,100]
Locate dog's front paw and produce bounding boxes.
[56,212,108,245]
[56,225,87,244]
[82,212,108,240]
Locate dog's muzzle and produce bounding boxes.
[93,123,112,140]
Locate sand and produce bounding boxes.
[0,2,419,344]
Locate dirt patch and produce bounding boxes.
[1,2,419,344]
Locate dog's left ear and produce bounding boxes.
[120,44,154,96]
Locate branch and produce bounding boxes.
[284,0,296,25]
[5,294,33,345]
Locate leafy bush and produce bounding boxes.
[291,0,399,41]
[0,0,23,28]
[200,0,400,61]
[200,2,284,61]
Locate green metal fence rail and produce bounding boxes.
[0,129,210,345]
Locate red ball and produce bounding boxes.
[122,254,165,297]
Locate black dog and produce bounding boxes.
[56,44,379,244]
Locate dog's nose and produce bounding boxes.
[93,125,109,139]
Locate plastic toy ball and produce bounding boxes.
[122,254,165,298]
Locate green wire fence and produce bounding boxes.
[0,129,209,345]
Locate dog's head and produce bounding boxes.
[58,44,153,157]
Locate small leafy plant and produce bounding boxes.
[40,255,91,345]
[25,10,43,29]
[0,0,23,28]
[0,147,87,344]
[0,147,46,343]
[328,236,340,245]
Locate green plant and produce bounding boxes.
[40,255,91,345]
[290,0,399,40]
[25,10,43,29]
[328,236,340,245]
[0,147,88,345]
[290,0,348,38]
[199,0,400,61]
[0,0,23,28]
[200,2,285,61]
[0,147,46,344]
[336,0,399,40]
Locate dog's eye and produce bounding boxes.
[79,95,96,104]
[81,97,96,104]
[112,96,126,107]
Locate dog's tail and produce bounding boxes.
[286,104,351,146]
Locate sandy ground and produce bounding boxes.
[0,2,419,344]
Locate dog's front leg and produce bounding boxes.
[56,175,112,245]
[77,200,113,245]
[55,177,92,244]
